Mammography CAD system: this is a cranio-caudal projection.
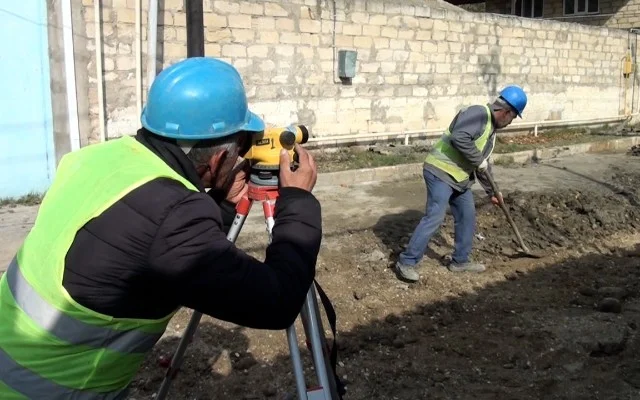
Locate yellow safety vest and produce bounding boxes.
[0,135,198,399]
[424,105,495,182]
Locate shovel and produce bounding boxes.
[481,171,543,259]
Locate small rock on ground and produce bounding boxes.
[598,297,623,314]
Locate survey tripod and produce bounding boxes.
[156,170,344,400]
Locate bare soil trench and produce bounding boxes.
[123,153,640,400]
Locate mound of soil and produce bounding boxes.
[476,186,640,256]
[374,166,640,264]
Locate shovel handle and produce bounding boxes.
[481,171,531,253]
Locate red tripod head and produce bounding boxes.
[247,180,279,201]
[235,179,280,217]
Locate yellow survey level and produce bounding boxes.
[244,124,309,169]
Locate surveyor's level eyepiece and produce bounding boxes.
[244,124,309,170]
[281,125,309,147]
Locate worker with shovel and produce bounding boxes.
[395,85,528,282]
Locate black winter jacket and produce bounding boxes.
[61,129,322,330]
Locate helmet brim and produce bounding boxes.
[501,97,523,118]
[243,111,265,133]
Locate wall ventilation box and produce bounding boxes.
[338,50,357,79]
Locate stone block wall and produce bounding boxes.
[76,0,634,143]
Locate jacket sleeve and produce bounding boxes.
[148,187,321,330]
[449,105,489,167]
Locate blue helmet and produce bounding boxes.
[141,57,265,140]
[499,85,527,118]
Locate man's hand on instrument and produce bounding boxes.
[279,144,317,192]
[225,157,251,204]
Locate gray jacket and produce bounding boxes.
[424,104,496,196]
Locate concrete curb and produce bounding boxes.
[316,163,423,187]
[315,135,640,188]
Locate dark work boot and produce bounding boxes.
[395,262,420,282]
[448,262,486,273]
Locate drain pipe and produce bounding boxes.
[146,0,159,88]
[630,28,640,114]
[185,0,204,57]
[94,0,106,142]
[306,115,633,147]
[61,0,80,151]
[331,0,340,84]
[135,0,142,117]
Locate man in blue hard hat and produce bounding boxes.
[0,57,321,398]
[395,85,527,282]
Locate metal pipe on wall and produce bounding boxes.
[331,0,341,84]
[61,0,81,151]
[185,0,204,57]
[94,0,106,142]
[630,28,640,115]
[136,0,142,117]
[146,0,159,88]
[633,41,637,115]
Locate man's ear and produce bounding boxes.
[207,149,229,177]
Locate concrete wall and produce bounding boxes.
[77,0,636,143]
[485,0,640,29]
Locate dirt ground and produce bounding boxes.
[128,153,640,400]
[1,153,639,400]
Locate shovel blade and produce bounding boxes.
[514,248,544,259]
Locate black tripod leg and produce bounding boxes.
[156,311,203,399]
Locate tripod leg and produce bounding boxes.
[306,286,340,398]
[156,311,203,400]
[300,287,337,400]
[155,197,253,400]
[262,199,276,243]
[287,324,309,400]
[261,199,310,400]
[228,197,252,240]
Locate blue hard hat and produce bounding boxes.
[498,85,527,118]
[141,57,264,140]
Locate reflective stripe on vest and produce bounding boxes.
[6,258,163,354]
[424,105,494,182]
[0,347,128,400]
